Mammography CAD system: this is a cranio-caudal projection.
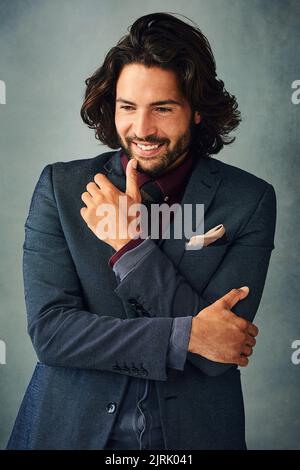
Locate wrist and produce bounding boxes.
[188,316,205,355]
[112,239,132,252]
[188,317,197,353]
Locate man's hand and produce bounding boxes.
[80,159,142,251]
[188,286,258,367]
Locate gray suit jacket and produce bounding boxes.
[6,149,276,449]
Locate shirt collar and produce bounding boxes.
[120,150,194,199]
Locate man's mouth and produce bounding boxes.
[132,141,165,157]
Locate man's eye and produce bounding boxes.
[120,105,135,111]
[156,107,172,113]
[119,106,172,113]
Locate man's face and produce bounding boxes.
[115,63,201,177]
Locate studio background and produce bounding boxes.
[0,0,299,450]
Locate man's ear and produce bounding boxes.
[194,111,201,125]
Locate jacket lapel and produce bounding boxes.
[102,149,126,192]
[161,156,222,267]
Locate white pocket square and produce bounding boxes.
[185,224,226,250]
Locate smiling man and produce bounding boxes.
[115,64,200,177]
[7,13,276,450]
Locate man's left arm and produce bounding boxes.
[112,183,277,376]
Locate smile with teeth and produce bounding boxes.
[135,143,163,151]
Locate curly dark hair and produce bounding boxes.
[80,12,241,158]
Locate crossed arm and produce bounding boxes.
[112,196,275,376]
[24,164,276,380]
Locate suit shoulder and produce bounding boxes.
[210,158,276,246]
[211,157,274,195]
[50,149,117,176]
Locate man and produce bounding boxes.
[7,13,276,450]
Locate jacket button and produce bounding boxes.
[106,402,117,414]
[140,364,148,377]
[131,364,139,375]
[121,363,130,373]
[112,361,122,372]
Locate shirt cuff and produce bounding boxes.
[108,237,145,268]
[112,237,155,283]
[166,316,193,371]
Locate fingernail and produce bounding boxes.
[131,159,137,169]
[240,286,249,292]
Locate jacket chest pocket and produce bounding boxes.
[178,243,230,292]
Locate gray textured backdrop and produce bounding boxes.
[0,0,299,450]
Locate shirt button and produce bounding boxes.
[106,402,117,414]
[164,195,170,202]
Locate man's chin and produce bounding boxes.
[124,150,166,176]
[120,144,179,177]
[135,159,166,177]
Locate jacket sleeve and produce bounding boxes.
[112,241,193,371]
[114,183,277,376]
[23,164,174,382]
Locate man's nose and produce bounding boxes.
[133,111,157,139]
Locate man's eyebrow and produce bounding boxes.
[116,98,181,106]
